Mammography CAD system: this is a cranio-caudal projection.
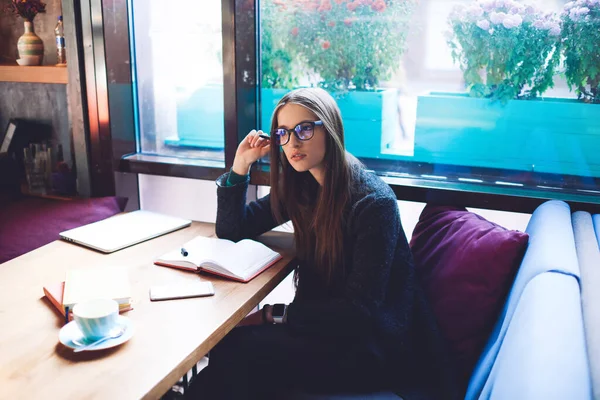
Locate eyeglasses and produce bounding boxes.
[271,120,323,146]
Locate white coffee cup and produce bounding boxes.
[72,299,119,341]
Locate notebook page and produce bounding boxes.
[217,239,280,278]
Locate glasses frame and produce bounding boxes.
[272,120,323,146]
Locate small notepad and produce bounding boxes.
[62,266,132,310]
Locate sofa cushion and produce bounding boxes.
[0,196,127,264]
[410,205,529,391]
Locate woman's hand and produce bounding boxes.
[232,130,271,176]
[236,308,267,327]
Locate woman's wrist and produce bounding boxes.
[232,159,252,176]
[262,304,273,324]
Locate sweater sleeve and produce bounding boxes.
[225,168,248,186]
[285,194,402,338]
[215,172,289,241]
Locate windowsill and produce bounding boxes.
[120,153,226,180]
[118,153,600,214]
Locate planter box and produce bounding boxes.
[166,84,225,149]
[413,92,600,177]
[261,88,398,159]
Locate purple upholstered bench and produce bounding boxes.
[0,194,127,264]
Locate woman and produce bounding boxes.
[185,88,456,399]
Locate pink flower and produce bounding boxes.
[346,1,359,11]
[291,27,299,36]
[328,20,335,27]
[318,0,332,12]
[322,40,331,49]
[371,0,386,12]
[343,17,353,26]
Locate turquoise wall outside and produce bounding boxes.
[168,84,225,149]
[413,93,600,178]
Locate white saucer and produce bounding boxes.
[59,315,134,351]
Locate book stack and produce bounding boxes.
[43,266,132,322]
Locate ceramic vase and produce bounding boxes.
[17,20,44,66]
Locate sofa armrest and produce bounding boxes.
[573,211,600,400]
[466,200,582,400]
[482,272,591,399]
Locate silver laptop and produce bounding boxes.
[60,210,192,253]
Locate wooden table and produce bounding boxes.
[0,222,295,399]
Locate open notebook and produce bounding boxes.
[155,236,282,283]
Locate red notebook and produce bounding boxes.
[154,236,282,283]
[43,281,132,321]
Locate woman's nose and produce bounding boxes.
[289,132,301,147]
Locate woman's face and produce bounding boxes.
[276,103,327,184]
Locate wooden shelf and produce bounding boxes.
[0,65,68,84]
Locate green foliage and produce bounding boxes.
[260,0,416,91]
[447,0,561,103]
[561,1,600,103]
[261,0,301,89]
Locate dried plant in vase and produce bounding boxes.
[3,0,47,65]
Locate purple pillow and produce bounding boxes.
[0,196,127,264]
[410,205,528,392]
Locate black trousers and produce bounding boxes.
[184,324,389,400]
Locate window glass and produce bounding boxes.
[130,0,225,162]
[259,0,600,202]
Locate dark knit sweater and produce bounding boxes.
[215,168,457,399]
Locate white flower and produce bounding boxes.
[525,5,536,15]
[450,4,467,20]
[511,14,523,26]
[490,11,507,24]
[570,6,590,21]
[564,1,575,10]
[502,14,522,28]
[479,0,495,12]
[476,19,491,30]
[467,5,485,20]
[549,23,561,36]
[532,19,545,29]
[495,0,507,8]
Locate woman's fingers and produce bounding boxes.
[247,130,270,148]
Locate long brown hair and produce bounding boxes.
[269,88,359,288]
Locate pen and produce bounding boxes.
[258,134,271,140]
[181,248,188,257]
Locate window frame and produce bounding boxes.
[86,0,600,214]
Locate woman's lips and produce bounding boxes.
[291,153,306,161]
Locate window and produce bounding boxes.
[106,0,600,210]
[130,0,225,163]
[258,0,600,203]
